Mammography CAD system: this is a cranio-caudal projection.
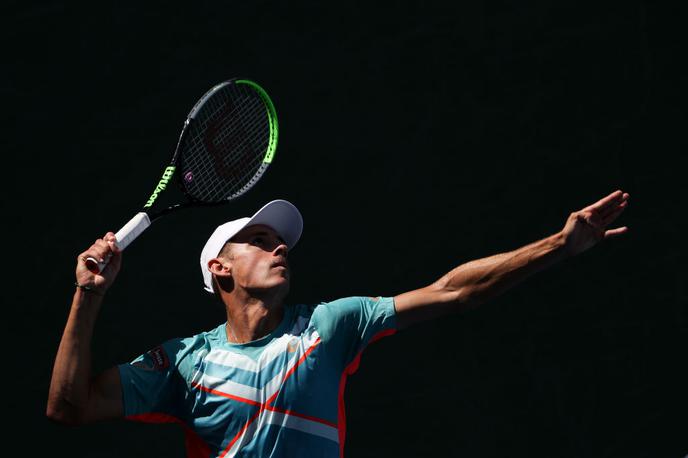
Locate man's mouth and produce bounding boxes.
[272,260,288,268]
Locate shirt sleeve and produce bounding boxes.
[311,296,397,367]
[117,339,189,420]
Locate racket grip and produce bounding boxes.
[85,212,151,274]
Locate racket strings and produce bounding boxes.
[200,86,266,170]
[181,83,273,202]
[204,88,268,197]
[211,90,268,172]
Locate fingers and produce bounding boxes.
[601,193,629,218]
[78,232,119,265]
[584,190,629,213]
[600,199,629,226]
[582,190,621,212]
[604,226,628,238]
[104,232,121,254]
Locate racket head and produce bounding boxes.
[176,79,279,203]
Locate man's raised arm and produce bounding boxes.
[47,232,124,425]
[394,190,629,329]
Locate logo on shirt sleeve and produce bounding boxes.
[132,345,170,371]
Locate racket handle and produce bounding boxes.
[85,212,151,274]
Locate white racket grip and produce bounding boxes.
[114,212,151,251]
[85,212,151,274]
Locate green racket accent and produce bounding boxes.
[144,166,176,208]
[236,79,278,164]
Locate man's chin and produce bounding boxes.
[258,278,290,297]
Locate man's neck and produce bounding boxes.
[222,291,285,344]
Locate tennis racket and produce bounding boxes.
[85,78,279,274]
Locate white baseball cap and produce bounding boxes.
[200,199,303,293]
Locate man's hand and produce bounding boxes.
[75,232,122,295]
[561,190,630,256]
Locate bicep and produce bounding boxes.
[83,366,124,423]
[394,282,467,330]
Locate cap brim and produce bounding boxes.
[240,199,303,249]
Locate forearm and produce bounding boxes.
[395,231,570,327]
[439,231,568,309]
[47,288,104,424]
[395,191,629,329]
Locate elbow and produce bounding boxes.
[449,283,486,310]
[438,271,491,310]
[46,400,84,426]
[432,277,475,308]
[46,409,82,427]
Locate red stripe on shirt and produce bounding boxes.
[190,381,263,407]
[338,328,396,457]
[217,337,323,457]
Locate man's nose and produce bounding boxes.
[273,242,288,257]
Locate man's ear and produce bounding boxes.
[208,258,231,278]
[209,258,233,294]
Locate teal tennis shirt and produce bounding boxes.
[118,296,397,457]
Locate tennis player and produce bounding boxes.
[47,190,629,457]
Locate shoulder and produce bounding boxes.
[306,296,397,359]
[314,296,392,315]
[311,296,396,329]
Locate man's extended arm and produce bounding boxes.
[46,232,124,424]
[394,190,629,329]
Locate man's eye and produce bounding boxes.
[252,237,264,245]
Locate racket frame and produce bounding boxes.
[84,78,278,274]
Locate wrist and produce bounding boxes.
[549,231,570,258]
[74,282,105,296]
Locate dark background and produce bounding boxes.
[5,1,687,457]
